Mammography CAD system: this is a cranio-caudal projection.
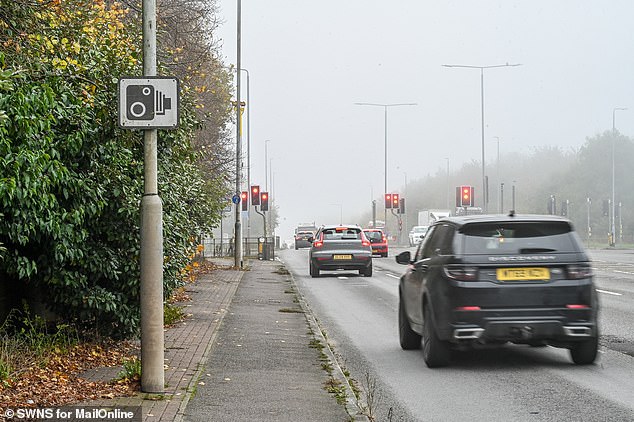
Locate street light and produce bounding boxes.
[493,136,501,213]
[611,107,627,246]
[234,0,243,268]
[354,102,417,225]
[442,63,522,213]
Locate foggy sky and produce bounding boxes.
[215,1,634,241]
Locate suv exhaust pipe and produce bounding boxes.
[563,326,592,337]
[453,328,485,339]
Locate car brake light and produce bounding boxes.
[455,306,481,311]
[566,304,590,309]
[313,240,323,248]
[567,264,593,279]
[443,265,478,281]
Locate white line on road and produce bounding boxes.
[597,289,623,296]
[614,270,634,275]
[386,273,400,279]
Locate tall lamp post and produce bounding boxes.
[611,107,627,246]
[442,63,521,213]
[233,0,243,268]
[493,136,501,213]
[354,102,417,226]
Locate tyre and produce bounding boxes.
[399,296,421,350]
[362,264,373,277]
[422,305,450,368]
[382,252,388,258]
[310,262,320,278]
[569,335,598,365]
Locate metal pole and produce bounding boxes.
[500,183,504,214]
[610,109,616,246]
[494,136,500,212]
[234,0,243,267]
[611,107,626,246]
[480,68,486,213]
[384,106,388,227]
[265,140,270,192]
[140,0,164,393]
[244,69,251,239]
[404,172,408,239]
[587,198,591,241]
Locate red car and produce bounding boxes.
[362,229,388,257]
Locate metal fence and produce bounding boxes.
[202,236,276,260]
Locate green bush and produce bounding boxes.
[0,1,228,338]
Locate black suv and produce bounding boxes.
[396,213,599,367]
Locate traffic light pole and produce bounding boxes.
[254,206,267,238]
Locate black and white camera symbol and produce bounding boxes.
[126,85,172,120]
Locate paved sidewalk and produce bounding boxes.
[183,259,353,422]
[79,258,361,421]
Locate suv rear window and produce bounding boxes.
[364,231,383,241]
[459,221,579,254]
[323,228,362,240]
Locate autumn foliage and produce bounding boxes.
[0,0,233,338]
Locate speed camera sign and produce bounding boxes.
[118,77,179,129]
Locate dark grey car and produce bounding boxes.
[396,213,599,368]
[309,225,373,277]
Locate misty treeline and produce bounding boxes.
[364,132,634,243]
[0,0,234,337]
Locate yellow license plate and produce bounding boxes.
[497,267,550,281]
[333,254,352,260]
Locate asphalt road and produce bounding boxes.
[279,246,634,421]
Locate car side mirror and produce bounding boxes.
[395,251,411,265]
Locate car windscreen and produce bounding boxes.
[459,222,579,254]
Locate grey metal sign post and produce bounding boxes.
[117,0,179,393]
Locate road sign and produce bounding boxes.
[232,194,241,204]
[118,77,179,129]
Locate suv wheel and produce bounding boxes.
[422,305,450,368]
[569,335,598,365]
[399,296,421,350]
[310,263,320,278]
[362,264,373,277]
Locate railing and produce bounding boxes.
[202,236,276,259]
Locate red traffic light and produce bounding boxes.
[392,193,400,208]
[261,191,269,211]
[385,193,393,209]
[458,185,474,207]
[241,191,248,211]
[251,185,260,205]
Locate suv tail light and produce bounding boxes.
[443,265,478,281]
[361,235,371,247]
[312,235,323,249]
[566,264,593,280]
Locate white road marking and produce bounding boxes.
[596,289,623,296]
[614,270,634,275]
[386,273,400,279]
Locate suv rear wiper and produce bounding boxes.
[519,247,557,254]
